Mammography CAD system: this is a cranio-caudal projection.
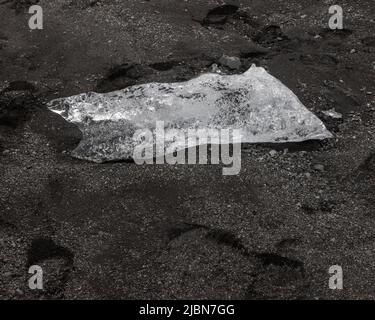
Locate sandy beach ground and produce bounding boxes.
[0,0,374,299]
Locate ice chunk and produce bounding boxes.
[47,65,332,163]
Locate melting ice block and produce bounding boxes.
[47,65,332,163]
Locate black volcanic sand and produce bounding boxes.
[0,0,374,299]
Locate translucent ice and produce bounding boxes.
[47,65,332,163]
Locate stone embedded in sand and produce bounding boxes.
[47,65,333,163]
[202,4,239,26]
[322,108,343,119]
[219,55,242,70]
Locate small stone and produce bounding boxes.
[269,150,277,157]
[211,63,221,74]
[219,55,241,70]
[313,164,325,172]
[314,35,321,39]
[301,14,307,19]
[322,108,342,119]
[15,289,24,295]
[2,149,10,155]
[350,49,356,54]
[305,172,311,178]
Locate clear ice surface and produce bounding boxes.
[47,65,332,163]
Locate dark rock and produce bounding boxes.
[96,63,154,92]
[313,164,325,172]
[0,92,38,127]
[202,4,239,26]
[218,55,241,70]
[27,238,74,267]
